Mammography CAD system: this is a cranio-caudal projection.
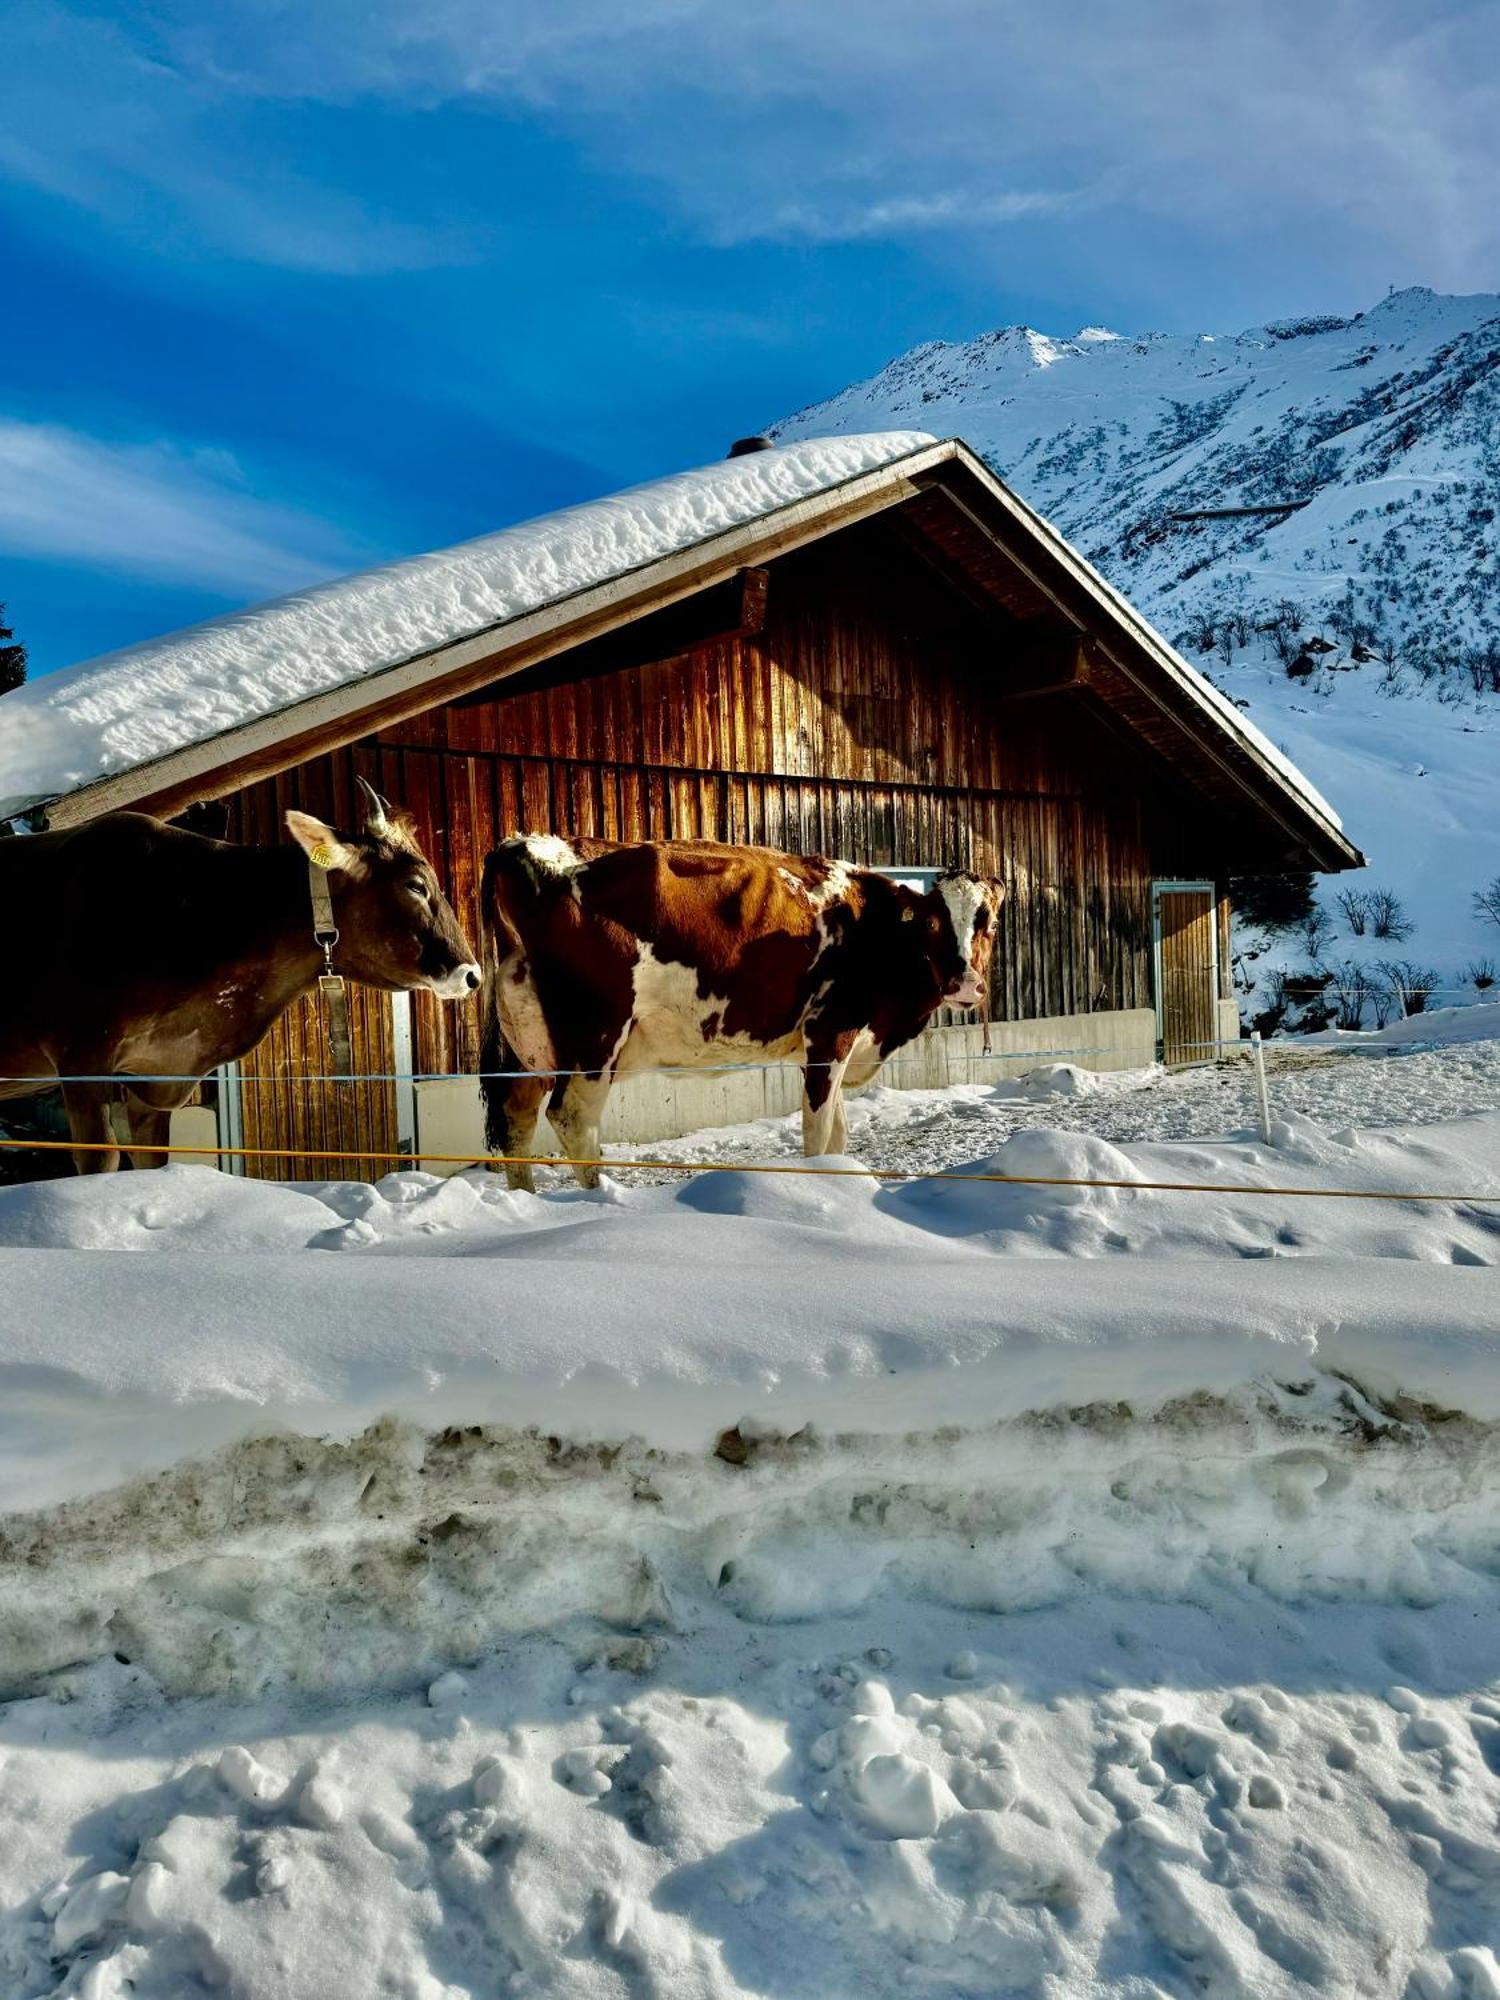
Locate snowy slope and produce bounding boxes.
[1202,645,1500,992]
[774,288,1500,669]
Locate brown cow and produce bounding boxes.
[478,833,1003,1190]
[0,781,480,1172]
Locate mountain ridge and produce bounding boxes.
[773,285,1500,681]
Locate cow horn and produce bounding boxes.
[355,775,391,835]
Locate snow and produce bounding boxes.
[776,286,1500,985]
[1211,645,1500,997]
[3,1038,1500,1993]
[1347,1001,1500,1049]
[0,433,934,818]
[774,287,1500,669]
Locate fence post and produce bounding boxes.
[1250,1030,1273,1143]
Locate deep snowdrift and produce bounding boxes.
[2,1072,1499,1997]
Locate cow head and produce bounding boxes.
[286,780,481,999]
[903,870,1005,1010]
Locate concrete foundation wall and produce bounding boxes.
[413,1006,1159,1173]
[1218,998,1245,1057]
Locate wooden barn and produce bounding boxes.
[0,433,1360,1176]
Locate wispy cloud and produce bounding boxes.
[175,0,1497,291]
[748,188,1080,246]
[9,0,1496,295]
[0,421,361,597]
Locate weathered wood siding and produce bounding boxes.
[220,524,1219,1166]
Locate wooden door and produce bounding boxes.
[235,986,400,1180]
[1153,883,1219,1067]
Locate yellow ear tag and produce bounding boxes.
[309,844,335,870]
[901,906,915,922]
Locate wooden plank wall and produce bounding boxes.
[219,523,1219,1160]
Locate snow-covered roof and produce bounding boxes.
[0,427,1355,865]
[0,433,936,819]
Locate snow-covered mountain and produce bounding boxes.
[774,286,1500,675]
[775,288,1500,1020]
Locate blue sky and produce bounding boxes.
[3,0,1496,675]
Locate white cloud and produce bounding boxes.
[171,0,1498,288]
[7,0,1497,297]
[0,421,361,597]
[749,188,1080,246]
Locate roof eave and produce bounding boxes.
[29,439,958,831]
[920,441,1364,874]
[20,432,1361,876]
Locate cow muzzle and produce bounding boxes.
[428,960,484,999]
[948,974,984,1008]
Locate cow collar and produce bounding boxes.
[307,856,340,974]
[307,856,353,1076]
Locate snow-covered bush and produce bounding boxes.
[1327,960,1373,1030]
[1297,906,1335,959]
[1336,888,1371,936]
[1282,966,1335,1033]
[1367,888,1413,942]
[1376,961,1439,1016]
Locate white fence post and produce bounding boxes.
[1250,1030,1273,1143]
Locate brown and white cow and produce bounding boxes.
[0,781,480,1172]
[478,834,1003,1189]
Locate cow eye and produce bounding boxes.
[974,907,989,933]
[406,877,430,900]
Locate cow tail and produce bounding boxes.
[477,851,512,1152]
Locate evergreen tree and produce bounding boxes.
[1230,871,1317,933]
[0,602,26,694]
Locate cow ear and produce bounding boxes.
[285,810,368,879]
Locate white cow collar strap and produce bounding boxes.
[307,858,353,1078]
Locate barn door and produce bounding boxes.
[1153,881,1219,1067]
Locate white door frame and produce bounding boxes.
[390,991,418,1160]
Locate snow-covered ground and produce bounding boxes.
[637,1027,1500,1180]
[2,1039,1499,1998]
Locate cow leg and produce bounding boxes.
[61,1082,121,1175]
[125,1105,173,1170]
[801,1032,857,1158]
[827,1084,850,1156]
[547,1074,613,1191]
[486,1073,550,1194]
[123,1084,191,1170]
